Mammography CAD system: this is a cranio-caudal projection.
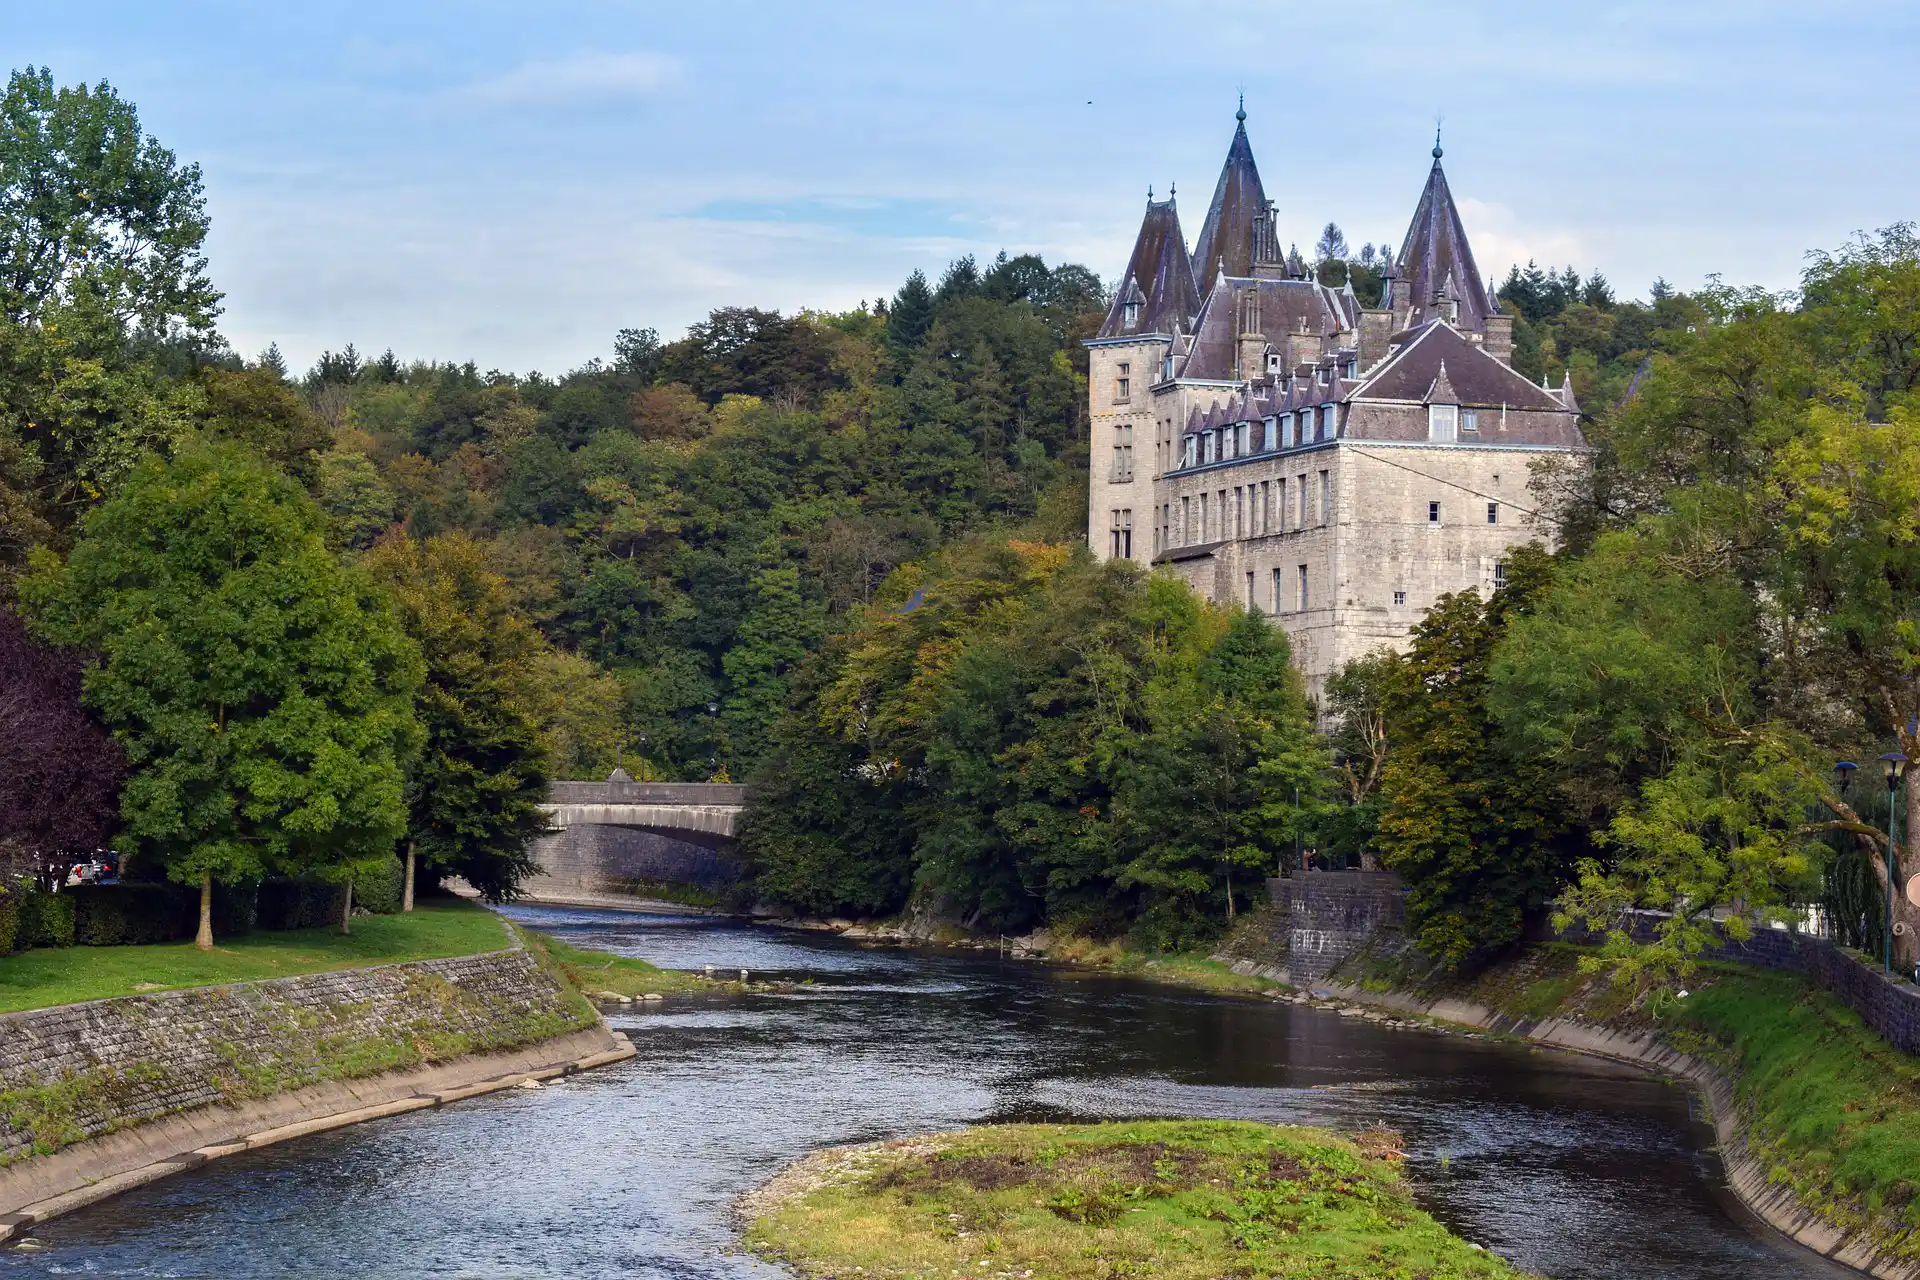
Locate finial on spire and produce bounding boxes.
[1432,121,1443,160]
[1148,185,1154,202]
[1236,94,1246,125]
[1169,180,1175,198]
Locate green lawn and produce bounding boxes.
[0,899,512,1013]
[744,1120,1530,1280]
[523,929,718,996]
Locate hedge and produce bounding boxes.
[17,889,76,949]
[71,883,198,946]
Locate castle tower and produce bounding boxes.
[1192,101,1269,293]
[1088,192,1200,564]
[1391,133,1495,334]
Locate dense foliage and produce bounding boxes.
[743,539,1320,948]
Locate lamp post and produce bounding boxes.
[637,732,649,784]
[1881,752,1908,975]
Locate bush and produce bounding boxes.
[16,889,76,949]
[213,880,258,937]
[72,883,196,946]
[0,891,19,954]
[353,857,405,915]
[256,877,346,931]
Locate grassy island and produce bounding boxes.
[741,1120,1527,1280]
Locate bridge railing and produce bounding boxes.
[546,781,750,807]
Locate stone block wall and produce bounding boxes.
[1274,871,1408,986]
[0,942,593,1165]
[527,823,742,900]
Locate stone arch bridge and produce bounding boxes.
[525,781,749,910]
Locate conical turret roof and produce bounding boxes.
[1192,105,1268,293]
[1097,195,1202,339]
[1394,141,1494,334]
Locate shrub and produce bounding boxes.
[16,889,76,949]
[256,877,346,930]
[353,857,405,915]
[213,880,258,937]
[72,883,196,945]
[0,891,19,954]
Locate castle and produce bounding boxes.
[1086,107,1587,702]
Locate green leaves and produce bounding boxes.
[19,441,422,897]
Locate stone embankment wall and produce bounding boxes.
[1221,870,1920,1055]
[0,936,607,1167]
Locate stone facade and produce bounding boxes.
[0,941,593,1165]
[528,822,742,901]
[1089,113,1587,700]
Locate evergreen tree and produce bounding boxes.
[888,269,935,349]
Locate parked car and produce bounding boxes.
[64,852,119,887]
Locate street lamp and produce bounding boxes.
[1881,752,1908,975]
[1834,760,1857,795]
[637,732,649,784]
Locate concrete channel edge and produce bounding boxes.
[1315,981,1920,1280]
[0,1028,637,1245]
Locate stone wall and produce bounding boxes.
[0,940,595,1165]
[527,823,742,903]
[1214,872,1410,987]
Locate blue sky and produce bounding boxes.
[11,1,1919,374]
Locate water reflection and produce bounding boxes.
[5,904,1856,1278]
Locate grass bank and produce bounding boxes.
[1336,940,1920,1265]
[1042,932,1286,998]
[519,929,716,997]
[741,1120,1528,1280]
[0,900,510,1014]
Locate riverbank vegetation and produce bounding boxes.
[741,1120,1528,1280]
[520,928,714,997]
[0,899,506,1013]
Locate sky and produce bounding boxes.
[10,1,1920,375]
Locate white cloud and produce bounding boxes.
[451,52,682,107]
[1457,197,1587,281]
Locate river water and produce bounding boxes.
[5,905,1860,1279]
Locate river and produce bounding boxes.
[4,905,1860,1279]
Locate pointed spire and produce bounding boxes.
[1424,360,1460,406]
[1097,197,1201,338]
[1193,108,1269,291]
[1237,93,1247,126]
[1432,123,1443,161]
[1394,137,1493,333]
[1558,369,1581,414]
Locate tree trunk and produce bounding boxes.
[1896,768,1920,971]
[195,873,214,951]
[402,841,416,914]
[340,877,353,936]
[1224,865,1236,920]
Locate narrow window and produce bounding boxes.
[1123,301,1140,327]
[1428,403,1458,442]
[1234,487,1244,538]
[1260,481,1271,533]
[1487,501,1499,524]
[1238,422,1250,456]
[1393,590,1406,607]
[1275,478,1287,530]
[1319,471,1331,526]
[1109,510,1121,558]
[1246,571,1257,611]
[1297,474,1309,527]
[1282,413,1296,449]
[1200,493,1210,540]
[1181,496,1191,543]
[1272,568,1285,613]
[1322,404,1337,439]
[1297,564,1309,611]
[1116,362,1131,402]
[1494,560,1508,589]
[1428,501,1441,523]
[1263,416,1277,450]
[1461,409,1479,432]
[1121,509,1133,558]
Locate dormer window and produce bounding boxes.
[1184,435,1198,468]
[1262,416,1277,450]
[1123,300,1141,328]
[1461,409,1479,432]
[1428,403,1458,442]
[1162,355,1174,381]
[1282,413,1296,449]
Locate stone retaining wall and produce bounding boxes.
[0,936,597,1166]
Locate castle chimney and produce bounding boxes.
[1358,308,1394,371]
[1483,314,1514,366]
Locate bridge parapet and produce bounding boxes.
[547,781,749,808]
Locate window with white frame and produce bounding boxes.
[1487,501,1499,524]
[1123,301,1140,328]
[1428,501,1441,523]
[1428,403,1458,442]
[1461,409,1479,432]
[1282,413,1296,449]
[1393,590,1406,607]
[1322,404,1338,439]
[1115,362,1131,402]
[1263,416,1277,450]
[1237,422,1250,456]
[1494,560,1507,589]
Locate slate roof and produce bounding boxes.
[1096,197,1203,339]
[1178,276,1356,381]
[1395,147,1495,334]
[1192,111,1268,293]
[1354,322,1561,410]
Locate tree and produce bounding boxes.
[1314,222,1348,263]
[362,532,553,906]
[888,270,935,349]
[0,66,219,338]
[1374,548,1576,969]
[19,441,422,947]
[0,607,124,885]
